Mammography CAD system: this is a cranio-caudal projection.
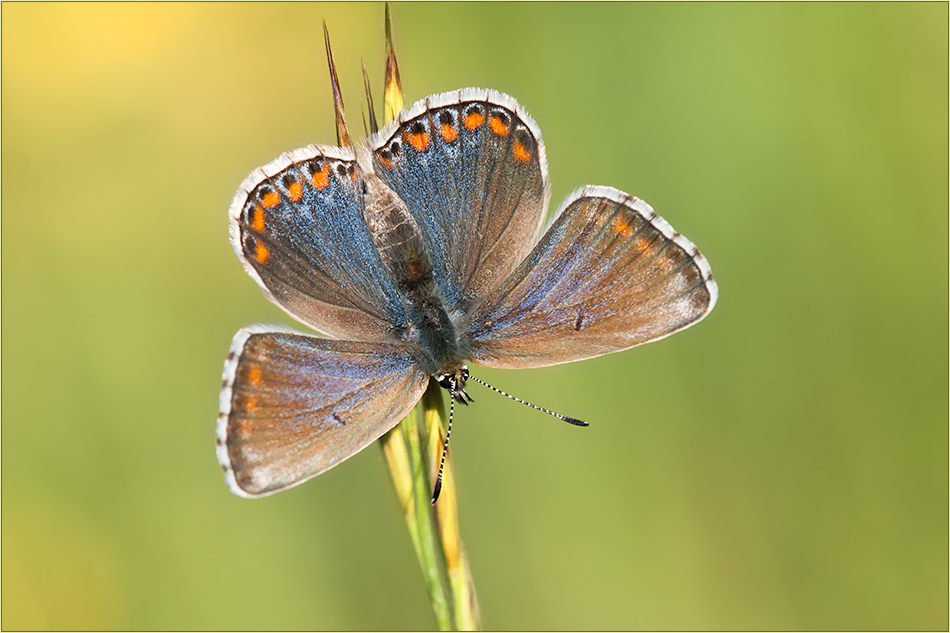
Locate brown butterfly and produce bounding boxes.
[217,51,717,502]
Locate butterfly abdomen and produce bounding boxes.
[360,164,464,375]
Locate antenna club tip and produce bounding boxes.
[430,478,443,505]
[567,417,590,427]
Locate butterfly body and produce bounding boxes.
[218,89,717,498]
[357,153,470,379]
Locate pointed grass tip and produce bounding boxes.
[361,59,378,134]
[383,3,404,124]
[322,21,351,147]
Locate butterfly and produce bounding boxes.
[216,86,718,500]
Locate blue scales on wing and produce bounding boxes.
[368,89,549,314]
[467,186,719,369]
[229,146,409,342]
[217,328,430,497]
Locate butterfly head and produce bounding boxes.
[435,364,473,405]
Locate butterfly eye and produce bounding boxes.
[435,373,453,389]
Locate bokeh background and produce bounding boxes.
[3,3,946,630]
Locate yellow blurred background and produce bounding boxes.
[2,3,946,630]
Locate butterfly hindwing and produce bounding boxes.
[467,186,719,369]
[369,89,550,311]
[230,146,407,342]
[217,328,429,497]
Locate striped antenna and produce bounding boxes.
[468,375,590,427]
[430,385,456,505]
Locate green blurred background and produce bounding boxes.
[3,2,946,630]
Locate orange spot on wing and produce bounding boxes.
[312,164,330,189]
[261,190,279,209]
[251,205,265,232]
[288,181,302,202]
[490,115,510,136]
[654,252,673,270]
[255,242,270,264]
[463,111,484,130]
[378,153,393,169]
[440,124,458,142]
[243,396,257,412]
[635,236,651,254]
[612,217,633,238]
[234,418,255,438]
[513,141,532,163]
[403,129,431,151]
[247,364,262,386]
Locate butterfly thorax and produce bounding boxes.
[359,157,466,378]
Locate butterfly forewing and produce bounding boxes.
[467,186,718,369]
[369,89,549,311]
[230,146,408,342]
[217,328,429,497]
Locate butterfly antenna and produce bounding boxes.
[468,375,590,427]
[361,59,378,134]
[430,385,456,505]
[323,22,351,147]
